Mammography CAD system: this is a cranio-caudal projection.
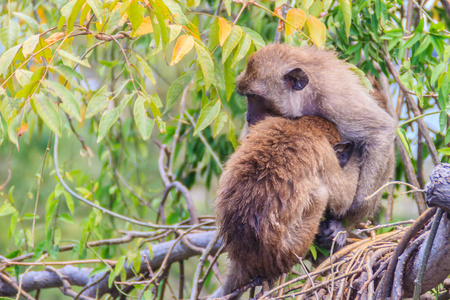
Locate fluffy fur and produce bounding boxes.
[214,116,359,298]
[236,44,397,225]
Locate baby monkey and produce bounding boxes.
[214,115,359,298]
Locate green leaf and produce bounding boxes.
[431,63,445,85]
[86,85,109,118]
[222,26,243,63]
[304,0,314,9]
[33,94,62,136]
[164,70,195,114]
[86,0,105,24]
[44,81,81,122]
[6,20,20,49]
[338,0,352,37]
[228,120,238,148]
[67,0,85,33]
[58,50,91,68]
[224,57,235,101]
[224,0,231,15]
[414,35,431,56]
[213,111,227,137]
[324,0,333,11]
[12,12,39,33]
[0,114,3,146]
[22,35,40,56]
[444,45,450,63]
[440,110,447,133]
[195,42,215,90]
[97,94,134,143]
[231,34,252,68]
[403,33,421,49]
[61,0,78,19]
[438,148,450,156]
[242,27,265,49]
[134,96,155,140]
[64,192,74,215]
[128,0,145,34]
[135,53,155,84]
[397,128,412,158]
[7,114,20,149]
[194,100,221,136]
[309,244,317,260]
[59,213,76,224]
[0,45,21,77]
[0,202,16,217]
[50,65,84,91]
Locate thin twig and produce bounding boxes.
[54,134,208,230]
[190,231,221,300]
[185,111,224,172]
[32,133,53,248]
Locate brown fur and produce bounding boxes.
[214,116,359,297]
[236,44,397,225]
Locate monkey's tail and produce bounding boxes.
[209,261,252,300]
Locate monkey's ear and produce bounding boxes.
[333,142,355,168]
[284,68,309,91]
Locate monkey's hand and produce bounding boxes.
[315,218,348,250]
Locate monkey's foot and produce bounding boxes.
[316,218,348,250]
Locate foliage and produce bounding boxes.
[0,0,449,298]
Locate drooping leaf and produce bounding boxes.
[86,85,110,118]
[222,26,243,63]
[338,0,352,37]
[218,17,232,46]
[97,93,134,142]
[33,94,62,136]
[12,12,39,33]
[194,100,221,136]
[304,0,314,9]
[0,45,21,76]
[213,111,227,137]
[44,81,81,122]
[58,50,91,68]
[285,8,306,36]
[195,42,215,90]
[242,27,265,50]
[164,70,195,114]
[22,35,40,56]
[306,16,326,49]
[430,62,445,85]
[0,114,3,146]
[397,128,412,158]
[6,20,20,49]
[231,34,252,68]
[86,0,105,24]
[135,53,155,84]
[51,65,84,91]
[224,57,234,101]
[134,96,155,140]
[170,35,195,66]
[133,16,153,37]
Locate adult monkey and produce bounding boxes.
[236,44,397,239]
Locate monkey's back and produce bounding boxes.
[215,116,342,286]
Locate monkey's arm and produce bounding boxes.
[343,120,396,224]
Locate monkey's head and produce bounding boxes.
[237,44,317,126]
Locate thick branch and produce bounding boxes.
[0,231,222,298]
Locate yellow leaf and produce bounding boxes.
[285,8,306,36]
[218,17,231,46]
[306,15,326,48]
[170,35,195,65]
[133,16,153,37]
[44,32,65,44]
